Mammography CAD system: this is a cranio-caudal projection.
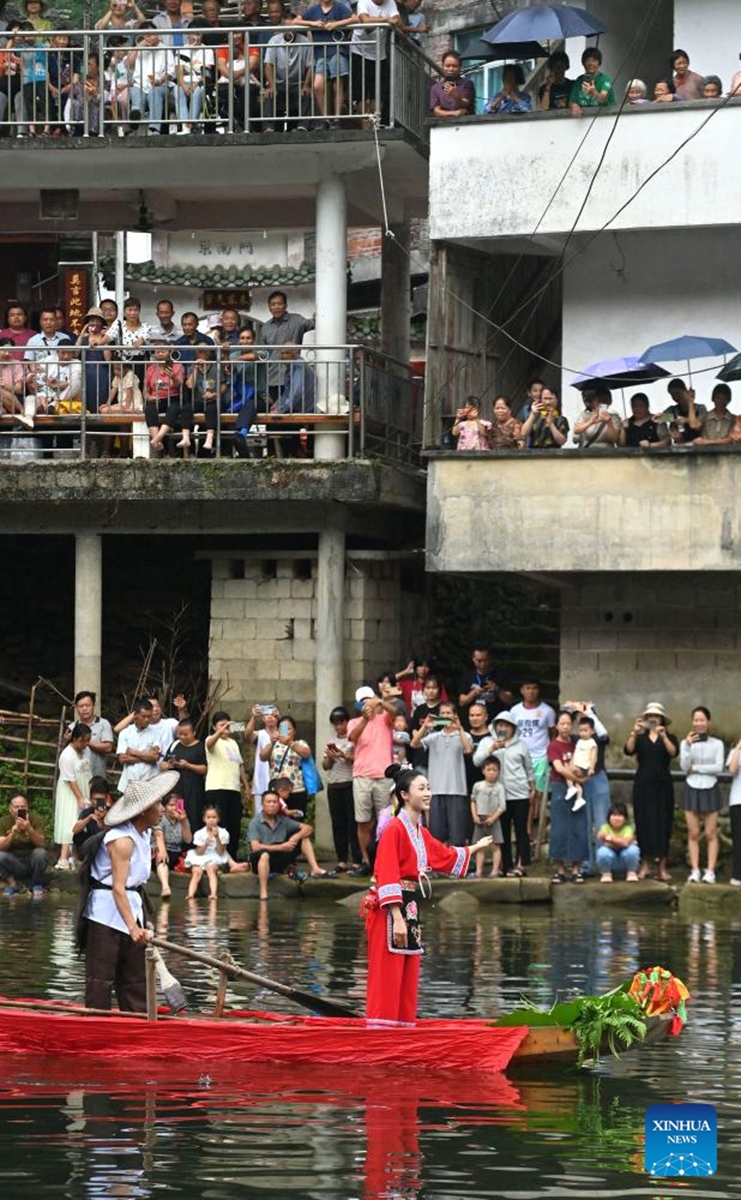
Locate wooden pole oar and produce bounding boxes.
[152,936,362,1019]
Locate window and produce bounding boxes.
[453,27,534,113]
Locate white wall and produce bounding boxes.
[430,103,741,242]
[674,0,740,95]
[561,227,741,429]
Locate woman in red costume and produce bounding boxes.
[364,764,494,1024]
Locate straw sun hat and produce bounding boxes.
[643,702,670,724]
[105,770,180,827]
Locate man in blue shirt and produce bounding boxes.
[296,0,354,122]
[175,311,215,364]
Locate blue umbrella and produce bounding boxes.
[641,335,737,363]
[572,356,670,391]
[482,4,607,46]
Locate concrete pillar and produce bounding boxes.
[74,533,103,702]
[314,173,347,460]
[381,219,410,368]
[314,523,345,853]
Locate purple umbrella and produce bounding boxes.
[572,357,670,391]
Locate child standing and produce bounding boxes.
[184,803,230,898]
[596,803,640,882]
[452,399,492,451]
[392,713,411,763]
[470,756,505,877]
[565,719,597,812]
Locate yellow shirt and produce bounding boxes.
[206,736,243,792]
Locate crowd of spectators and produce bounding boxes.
[452,378,741,453]
[431,45,741,122]
[0,0,429,137]
[0,292,320,456]
[6,646,741,903]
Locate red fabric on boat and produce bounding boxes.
[0,999,529,1071]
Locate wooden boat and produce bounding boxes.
[0,996,675,1072]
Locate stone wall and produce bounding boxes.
[561,573,741,758]
[209,555,404,730]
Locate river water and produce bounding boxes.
[0,893,738,1198]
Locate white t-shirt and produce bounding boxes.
[117,723,161,792]
[148,717,179,759]
[510,701,556,760]
[252,729,273,798]
[58,743,92,798]
[572,737,597,772]
[86,822,152,934]
[727,748,741,805]
[351,0,398,59]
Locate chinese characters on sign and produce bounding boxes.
[198,239,254,258]
[202,289,252,311]
[63,267,90,335]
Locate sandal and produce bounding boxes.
[551,871,567,884]
[571,872,585,884]
[310,869,337,879]
[506,866,526,878]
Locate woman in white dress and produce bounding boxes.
[55,722,92,869]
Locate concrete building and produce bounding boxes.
[425,0,741,747]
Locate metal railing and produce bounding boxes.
[0,341,423,467]
[0,23,435,142]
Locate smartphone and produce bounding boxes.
[259,704,277,715]
[175,797,185,815]
[279,721,291,736]
[327,742,339,753]
[433,717,451,729]
[229,721,246,734]
[16,808,28,820]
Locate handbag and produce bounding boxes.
[301,753,324,795]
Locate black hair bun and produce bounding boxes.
[385,762,402,781]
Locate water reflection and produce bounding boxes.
[2,898,741,1196]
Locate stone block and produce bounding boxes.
[351,576,378,599]
[243,598,274,618]
[293,619,313,640]
[210,599,246,620]
[221,579,255,598]
[633,650,675,673]
[694,629,736,651]
[291,639,317,662]
[276,598,313,618]
[594,650,638,673]
[674,651,718,672]
[211,559,232,580]
[276,561,295,578]
[615,629,658,650]
[290,580,315,599]
[438,890,479,913]
[221,618,257,642]
[255,618,292,641]
[209,619,224,640]
[279,659,314,681]
[552,880,675,909]
[578,629,617,651]
[210,580,225,600]
[350,619,366,641]
[678,882,741,915]
[256,579,292,599]
[378,580,399,600]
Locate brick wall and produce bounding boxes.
[560,573,741,759]
[209,555,404,732]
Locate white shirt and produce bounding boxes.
[117,723,161,792]
[252,729,273,798]
[727,749,741,805]
[510,701,556,759]
[131,48,172,90]
[680,736,724,789]
[58,742,92,798]
[148,716,179,758]
[351,0,398,59]
[86,822,152,934]
[25,331,67,362]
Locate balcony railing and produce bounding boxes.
[0,24,436,145]
[0,342,423,468]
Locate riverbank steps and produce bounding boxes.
[24,869,690,909]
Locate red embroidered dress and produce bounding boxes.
[365,810,470,1023]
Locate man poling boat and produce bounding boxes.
[77,770,180,1012]
[361,763,494,1024]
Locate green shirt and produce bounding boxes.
[599,822,634,843]
[569,71,615,108]
[0,812,45,856]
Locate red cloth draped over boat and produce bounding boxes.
[0,999,529,1071]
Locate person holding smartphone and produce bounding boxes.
[679,706,724,884]
[411,701,472,846]
[624,703,678,881]
[154,793,193,897]
[0,793,50,898]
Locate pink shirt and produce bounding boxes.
[348,712,393,779]
[456,419,491,451]
[0,361,24,391]
[0,327,33,362]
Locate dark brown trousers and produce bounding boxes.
[85,919,147,1012]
